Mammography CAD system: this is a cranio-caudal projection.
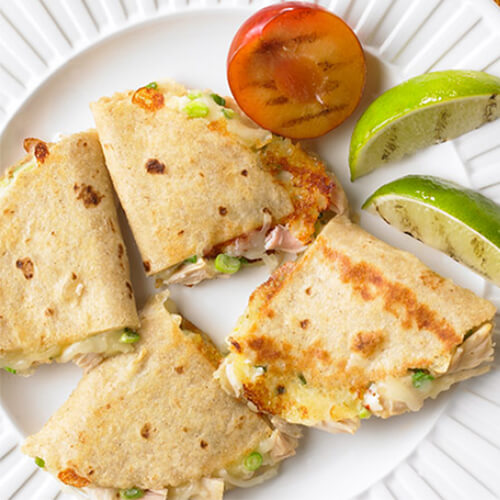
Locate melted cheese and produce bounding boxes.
[0,158,37,195]
[0,329,134,375]
[165,91,272,149]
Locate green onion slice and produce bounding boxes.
[211,93,226,106]
[183,100,209,118]
[183,255,198,264]
[34,457,45,468]
[187,91,202,100]
[411,370,434,388]
[359,408,371,419]
[145,81,158,89]
[222,108,235,119]
[4,367,16,374]
[214,254,241,274]
[120,328,140,344]
[298,373,307,385]
[244,451,263,471]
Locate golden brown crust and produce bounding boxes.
[91,80,345,274]
[221,217,496,425]
[23,294,273,490]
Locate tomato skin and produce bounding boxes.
[227,2,366,139]
[227,2,327,68]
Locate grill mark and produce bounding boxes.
[266,96,289,106]
[280,106,345,128]
[321,245,460,347]
[484,94,497,122]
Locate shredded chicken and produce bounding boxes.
[142,490,167,499]
[314,418,360,434]
[224,212,273,260]
[329,182,349,216]
[73,353,104,374]
[164,259,219,286]
[366,324,495,419]
[264,225,307,253]
[448,323,494,374]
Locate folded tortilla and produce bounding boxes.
[216,217,496,433]
[22,293,300,498]
[91,80,347,285]
[0,131,139,375]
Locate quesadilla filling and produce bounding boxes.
[155,89,345,286]
[1,328,139,376]
[0,157,37,194]
[217,323,494,432]
[70,425,299,500]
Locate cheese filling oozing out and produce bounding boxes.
[0,329,136,375]
[217,323,493,431]
[84,425,300,500]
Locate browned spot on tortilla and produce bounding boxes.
[16,258,34,279]
[145,158,166,174]
[132,86,164,111]
[182,427,188,433]
[300,319,310,329]
[219,206,227,216]
[45,308,54,317]
[174,366,184,374]
[276,385,286,395]
[24,138,49,163]
[305,287,312,295]
[71,272,77,280]
[230,339,241,353]
[241,169,248,176]
[178,230,185,236]
[247,336,283,361]
[351,330,385,358]
[420,270,445,290]
[125,281,133,299]
[140,423,151,439]
[143,261,151,272]
[74,184,103,207]
[108,218,116,233]
[118,244,124,259]
[207,119,229,135]
[200,440,208,448]
[58,469,90,488]
[322,245,460,348]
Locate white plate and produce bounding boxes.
[0,0,499,499]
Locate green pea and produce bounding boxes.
[120,328,140,344]
[120,488,144,499]
[214,254,241,274]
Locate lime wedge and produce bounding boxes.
[363,175,500,286]
[349,70,500,180]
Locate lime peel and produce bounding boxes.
[363,175,500,286]
[350,70,500,180]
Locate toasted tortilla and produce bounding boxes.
[217,217,496,429]
[0,131,139,371]
[91,80,345,275]
[23,293,296,492]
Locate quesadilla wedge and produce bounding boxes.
[91,80,347,286]
[216,217,496,433]
[0,131,139,375]
[22,293,300,499]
